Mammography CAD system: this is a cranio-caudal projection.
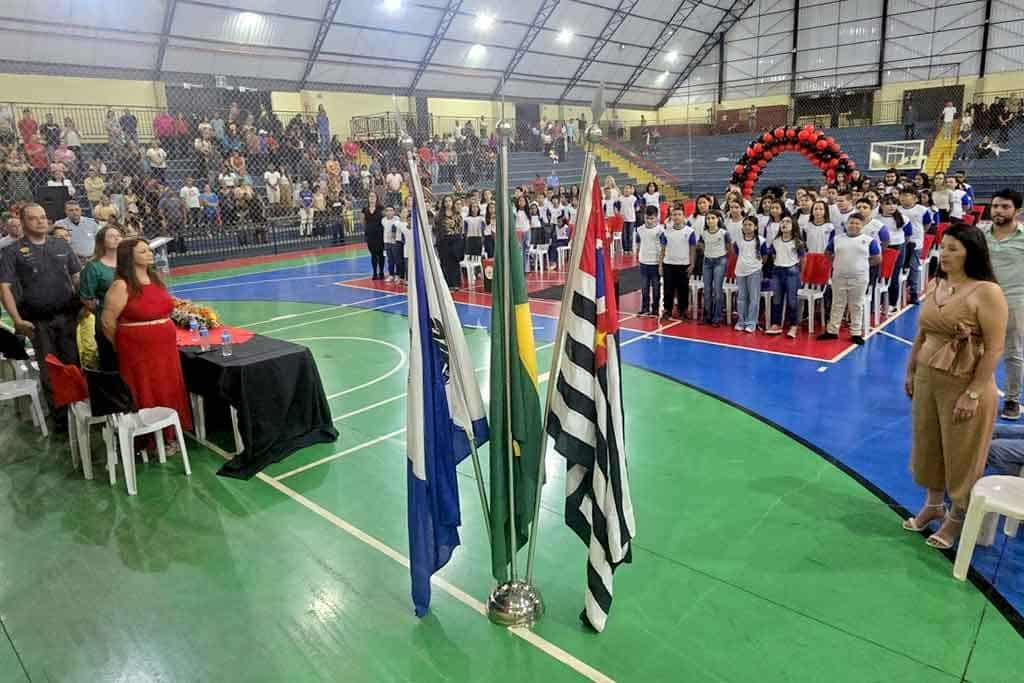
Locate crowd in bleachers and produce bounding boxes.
[956,98,1024,160]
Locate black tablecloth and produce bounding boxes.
[180,335,338,479]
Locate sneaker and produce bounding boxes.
[765,325,782,335]
[851,335,865,345]
[745,325,756,333]
[816,332,839,340]
[787,326,798,338]
[712,322,721,328]
[734,323,745,332]
[1001,400,1021,421]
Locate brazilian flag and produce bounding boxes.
[488,170,544,582]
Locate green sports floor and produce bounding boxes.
[1,251,1022,682]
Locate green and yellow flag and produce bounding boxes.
[488,163,544,582]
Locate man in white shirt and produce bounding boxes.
[0,216,22,251]
[54,200,99,260]
[46,170,76,198]
[179,177,201,229]
[941,101,957,140]
[147,142,168,182]
[898,188,932,305]
[385,169,403,208]
[619,185,639,253]
[263,167,282,205]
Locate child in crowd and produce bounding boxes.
[818,213,881,345]
[395,207,410,283]
[723,198,746,244]
[767,216,805,338]
[878,195,911,314]
[699,211,731,326]
[856,198,890,248]
[298,181,314,237]
[199,183,219,228]
[803,200,834,254]
[761,199,788,243]
[945,174,967,220]
[464,202,485,240]
[382,206,401,282]
[899,187,932,305]
[636,205,664,316]
[602,187,619,219]
[793,192,814,230]
[483,201,497,258]
[829,190,856,232]
[688,194,712,239]
[733,216,766,333]
[660,206,696,321]
[642,182,661,217]
[619,184,638,253]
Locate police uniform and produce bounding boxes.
[0,236,81,410]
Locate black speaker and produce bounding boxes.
[34,185,70,222]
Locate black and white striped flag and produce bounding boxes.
[545,173,635,633]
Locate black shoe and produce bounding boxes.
[851,335,865,345]
[816,332,839,340]
[1001,400,1021,421]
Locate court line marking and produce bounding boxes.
[241,304,351,327]
[830,298,921,363]
[169,251,365,288]
[288,336,408,400]
[171,272,371,293]
[275,428,408,481]
[262,296,406,335]
[878,330,914,346]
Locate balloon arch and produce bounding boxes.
[730,124,856,199]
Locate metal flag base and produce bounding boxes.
[486,580,545,627]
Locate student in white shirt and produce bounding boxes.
[733,215,767,332]
[514,196,531,273]
[856,197,891,294]
[699,211,732,326]
[723,198,747,245]
[601,187,619,219]
[803,200,835,254]
[635,205,665,316]
[483,201,497,258]
[179,177,201,228]
[688,194,713,240]
[263,167,281,205]
[941,101,957,140]
[878,195,911,313]
[395,207,411,283]
[767,217,806,338]
[899,187,932,305]
[660,206,696,320]
[829,190,856,233]
[793,192,814,231]
[619,184,639,253]
[944,175,967,220]
[818,212,881,344]
[382,206,402,282]
[642,182,661,219]
[761,199,789,243]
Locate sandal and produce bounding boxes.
[926,510,965,550]
[902,503,945,532]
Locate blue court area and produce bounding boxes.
[172,253,1024,631]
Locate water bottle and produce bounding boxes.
[198,324,210,352]
[154,246,170,274]
[221,329,233,357]
[189,316,199,343]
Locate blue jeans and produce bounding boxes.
[386,243,403,277]
[736,271,763,328]
[519,231,530,272]
[887,244,906,307]
[640,263,660,313]
[771,264,801,327]
[988,424,1024,475]
[904,242,921,304]
[548,237,567,262]
[702,255,726,324]
[622,221,635,252]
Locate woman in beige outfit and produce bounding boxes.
[904,222,1007,549]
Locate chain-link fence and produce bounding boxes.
[0,76,1013,267]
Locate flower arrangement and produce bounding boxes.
[170,297,221,329]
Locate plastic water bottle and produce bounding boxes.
[189,316,199,343]
[154,246,170,274]
[198,324,210,352]
[221,330,233,357]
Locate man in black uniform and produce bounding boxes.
[0,203,80,419]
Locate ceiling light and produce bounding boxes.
[656,71,669,84]
[475,12,495,31]
[383,0,402,12]
[666,50,678,64]
[467,43,487,62]
[557,28,573,44]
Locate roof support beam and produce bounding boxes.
[493,0,560,97]
[299,0,343,90]
[790,0,800,94]
[558,0,639,102]
[979,0,993,77]
[610,0,703,105]
[409,0,464,93]
[656,0,757,108]
[876,0,888,86]
[154,0,178,78]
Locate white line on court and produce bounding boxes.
[263,296,406,335]
[172,272,371,293]
[275,428,408,481]
[332,393,406,422]
[241,304,349,327]
[287,337,408,400]
[878,330,914,346]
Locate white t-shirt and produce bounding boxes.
[662,224,696,265]
[341,170,350,185]
[688,213,708,240]
[700,228,731,259]
[399,222,413,259]
[263,170,281,188]
[179,185,200,209]
[862,218,890,246]
[762,220,784,244]
[803,221,834,254]
[514,209,530,232]
[829,205,855,233]
[943,106,956,123]
[724,216,745,245]
[464,215,486,237]
[879,215,908,246]
[382,216,400,244]
[602,199,618,218]
[901,203,932,244]
[146,147,167,168]
[636,224,665,265]
[770,236,804,268]
[733,234,766,277]
[619,195,638,222]
[950,190,966,219]
[828,232,880,280]
[643,192,661,211]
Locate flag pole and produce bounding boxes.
[400,129,492,541]
[485,116,543,628]
[523,123,602,585]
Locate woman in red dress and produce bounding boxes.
[101,238,192,437]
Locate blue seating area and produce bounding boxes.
[642,124,934,196]
[953,130,1024,199]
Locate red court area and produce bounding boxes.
[341,267,860,362]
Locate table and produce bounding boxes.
[179,334,338,479]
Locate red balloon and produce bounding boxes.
[752,143,763,155]
[839,153,849,160]
[825,136,834,145]
[787,128,798,139]
[816,139,828,151]
[764,151,774,161]
[735,164,745,174]
[797,130,808,142]
[829,158,839,168]
[830,144,840,154]
[762,133,774,144]
[774,127,785,139]
[746,147,756,157]
[803,124,815,133]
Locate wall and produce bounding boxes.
[0,73,165,108]
[299,90,414,139]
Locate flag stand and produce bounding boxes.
[401,133,493,542]
[523,122,603,586]
[486,119,544,628]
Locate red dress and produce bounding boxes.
[115,283,192,431]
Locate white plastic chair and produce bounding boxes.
[460,236,484,288]
[688,274,704,318]
[761,290,773,330]
[953,476,1024,581]
[797,284,828,335]
[112,408,191,496]
[67,399,114,481]
[557,245,571,270]
[0,379,47,436]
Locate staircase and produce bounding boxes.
[924,122,959,176]
[594,141,686,203]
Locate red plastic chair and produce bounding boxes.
[874,248,905,324]
[683,199,696,216]
[798,254,832,334]
[962,213,976,225]
[659,201,669,223]
[934,222,950,243]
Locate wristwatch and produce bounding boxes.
[966,390,980,400]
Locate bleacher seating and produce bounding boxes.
[952,129,1024,199]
